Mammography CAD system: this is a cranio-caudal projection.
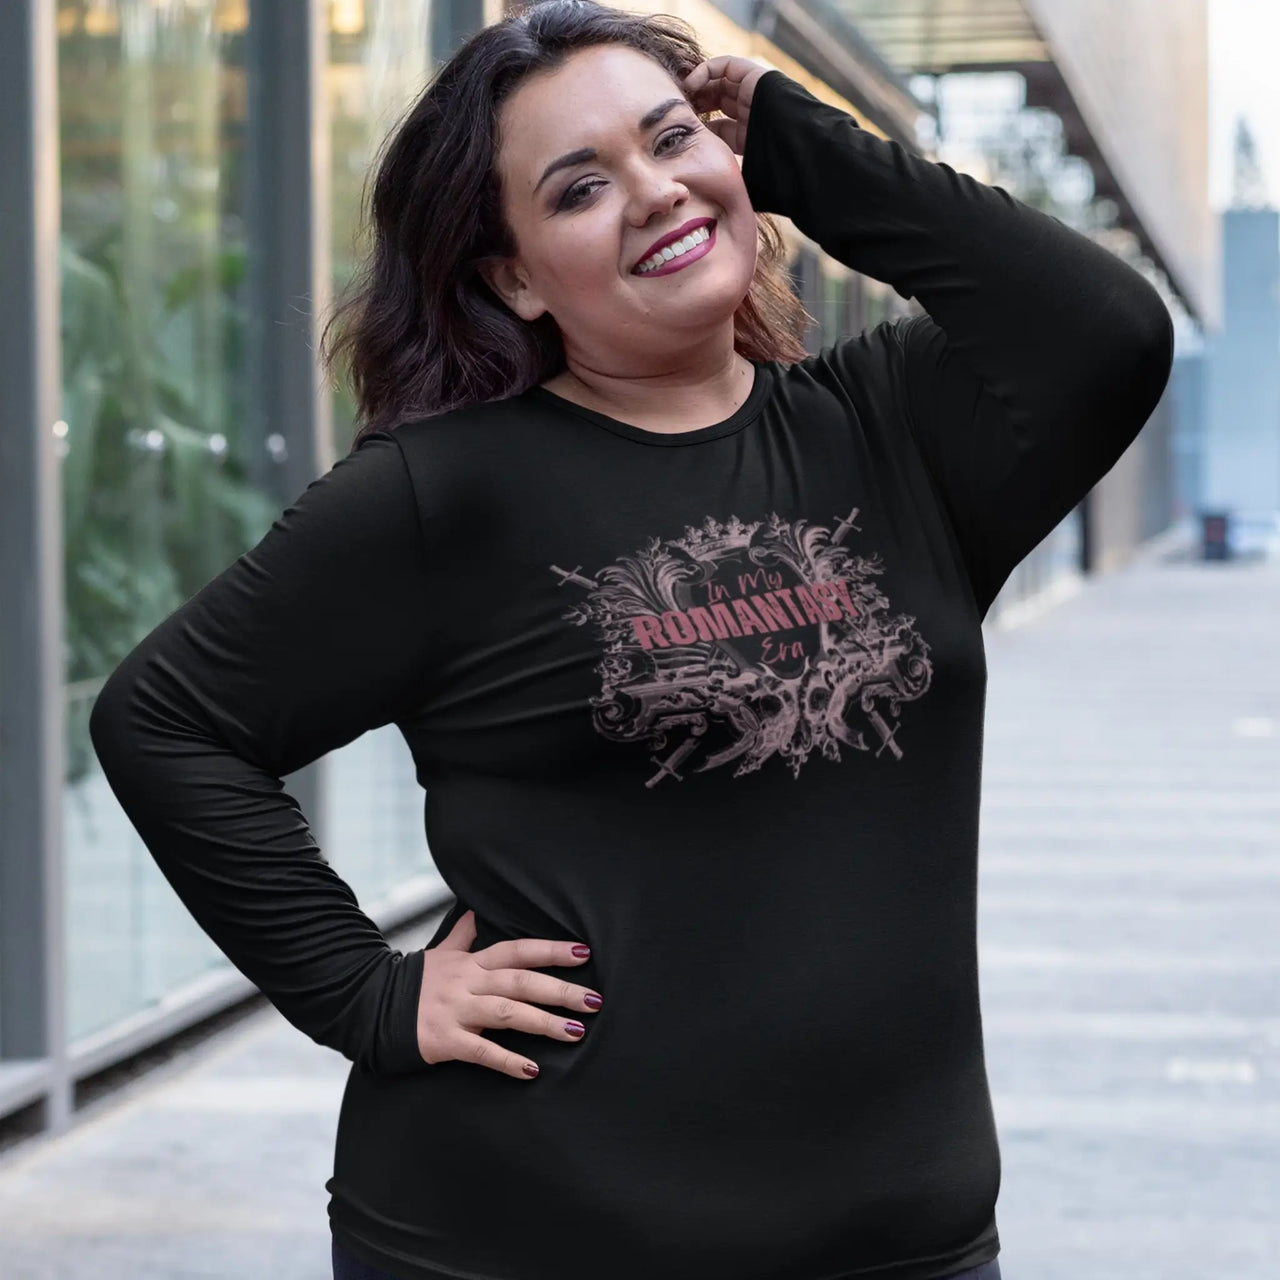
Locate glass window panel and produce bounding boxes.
[821,268,847,343]
[60,0,267,1042]
[862,276,895,332]
[328,0,435,457]
[325,0,440,904]
[326,724,446,911]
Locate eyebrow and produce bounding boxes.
[532,97,691,196]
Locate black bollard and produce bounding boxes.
[1201,510,1232,561]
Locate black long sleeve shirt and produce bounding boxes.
[89,68,1174,1280]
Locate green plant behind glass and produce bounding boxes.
[61,223,278,783]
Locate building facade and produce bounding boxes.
[1203,207,1280,551]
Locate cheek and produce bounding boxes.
[704,162,756,246]
[705,144,748,196]
[547,224,626,291]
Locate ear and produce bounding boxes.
[477,254,546,323]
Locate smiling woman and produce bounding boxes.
[89,2,1172,1279]
[318,0,810,442]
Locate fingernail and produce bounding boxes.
[583,992,603,1010]
[572,944,591,958]
[523,1062,539,1078]
[565,1021,585,1037]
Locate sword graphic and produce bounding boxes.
[830,506,862,545]
[646,735,702,787]
[549,563,599,590]
[866,708,903,760]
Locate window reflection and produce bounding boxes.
[325,0,442,908]
[328,0,435,456]
[60,0,271,698]
[60,0,268,1040]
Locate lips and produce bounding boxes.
[632,217,715,272]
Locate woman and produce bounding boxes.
[89,2,1174,1279]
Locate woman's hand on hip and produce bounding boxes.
[414,909,600,1080]
[680,55,773,156]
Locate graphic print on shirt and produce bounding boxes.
[549,509,933,787]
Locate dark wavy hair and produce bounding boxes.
[320,0,814,447]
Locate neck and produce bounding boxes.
[549,343,754,431]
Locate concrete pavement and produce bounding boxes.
[978,528,1280,1279]
[1,524,1276,1279]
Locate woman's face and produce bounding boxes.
[480,44,759,363]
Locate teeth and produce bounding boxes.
[635,225,711,274]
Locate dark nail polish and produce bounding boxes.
[523,1062,539,1078]
[565,1021,585,1037]
[572,945,591,958]
[583,992,603,1010]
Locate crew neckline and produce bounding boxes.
[525,359,774,446]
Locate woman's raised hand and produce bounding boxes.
[414,909,601,1079]
[680,55,774,156]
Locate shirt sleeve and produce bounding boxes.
[88,432,435,1076]
[740,69,1176,618]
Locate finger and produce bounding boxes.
[477,934,591,974]
[437,907,476,951]
[692,80,749,123]
[452,1030,543,1080]
[685,55,764,101]
[468,992,589,1044]
[679,60,707,96]
[479,964,603,1016]
[680,53,738,95]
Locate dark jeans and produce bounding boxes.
[331,1236,1001,1280]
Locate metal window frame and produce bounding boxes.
[0,0,69,1131]
[244,0,334,845]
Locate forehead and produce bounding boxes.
[497,45,682,177]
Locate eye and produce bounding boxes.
[556,124,699,211]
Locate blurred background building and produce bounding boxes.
[1202,170,1280,554]
[0,0,1236,1147]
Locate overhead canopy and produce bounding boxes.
[825,0,1048,70]
[761,0,1214,327]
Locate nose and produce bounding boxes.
[629,158,689,223]
[630,181,689,253]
